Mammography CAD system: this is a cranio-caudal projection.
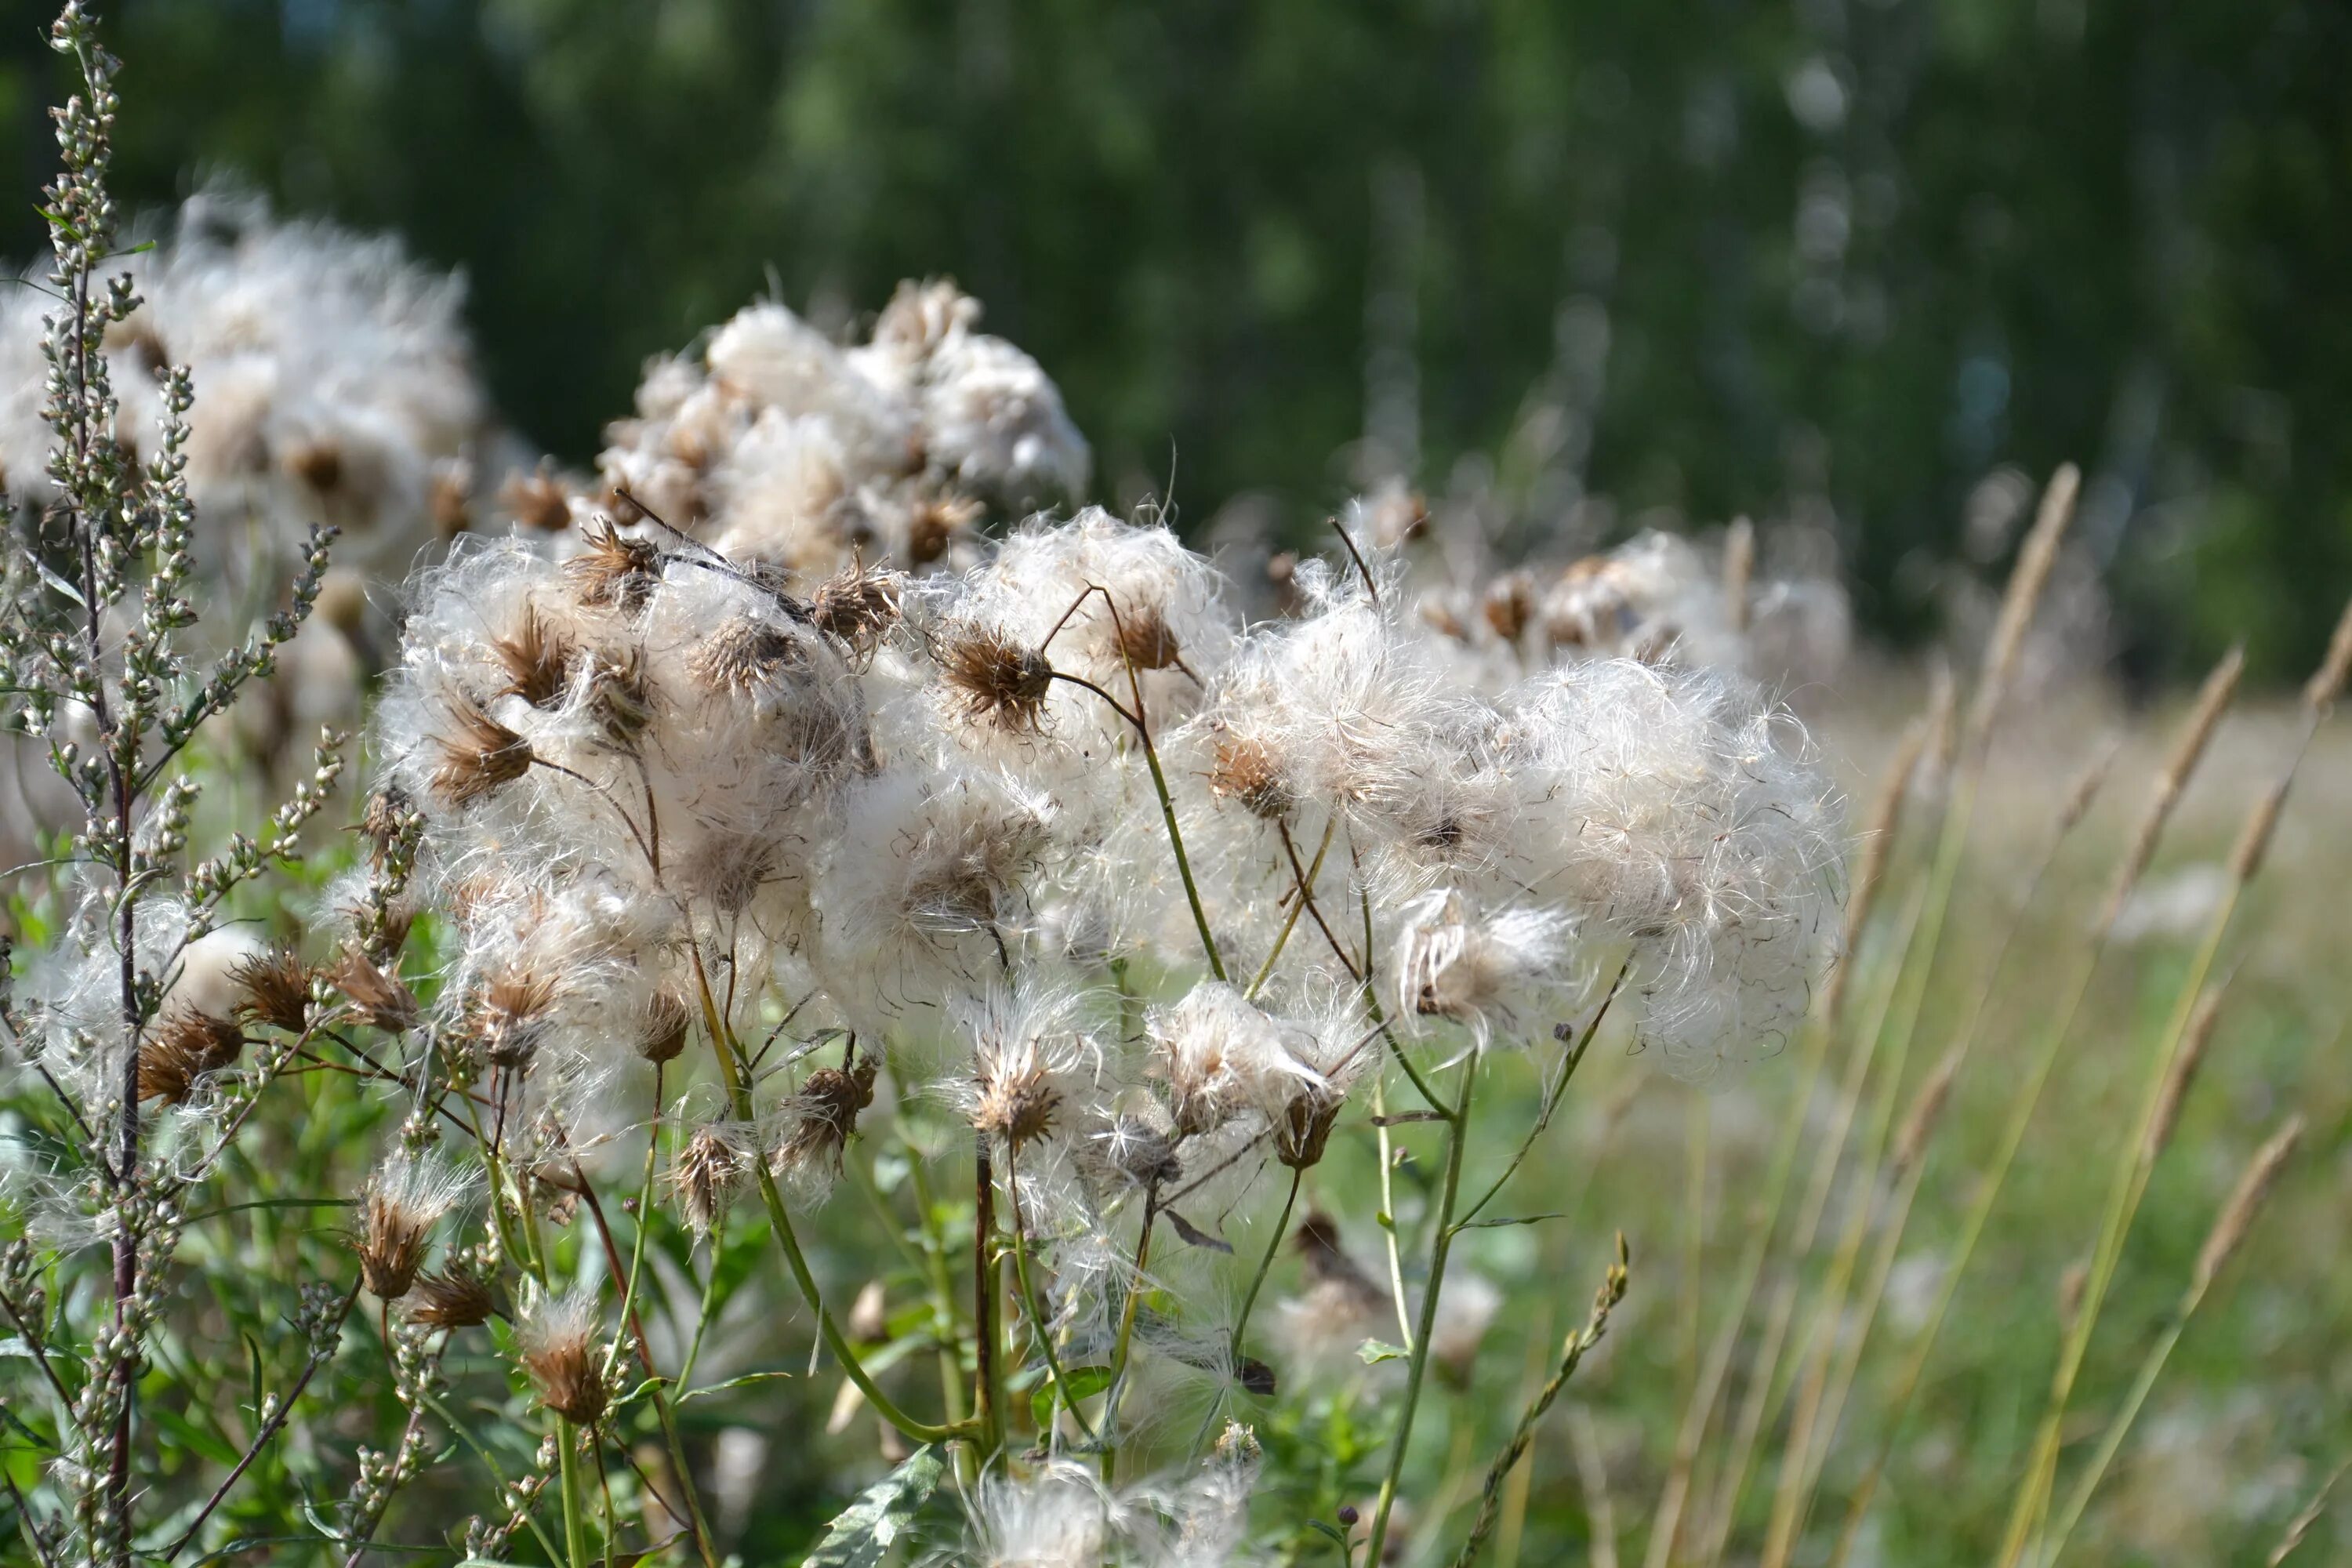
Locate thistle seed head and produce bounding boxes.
[635,990,691,1065]
[775,1057,880,1179]
[565,518,662,612]
[491,601,574,709]
[230,948,314,1034]
[474,968,558,1070]
[331,948,421,1033]
[408,1261,499,1330]
[358,1152,470,1301]
[517,1288,608,1426]
[938,622,1054,733]
[811,559,906,665]
[428,695,535,808]
[1209,732,1293,821]
[670,1122,752,1239]
[138,1006,246,1104]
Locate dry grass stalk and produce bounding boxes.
[1964,462,2078,747]
[1722,517,1755,636]
[2266,1457,2350,1566]
[2096,645,2243,933]
[2141,970,2234,1167]
[2035,1116,2306,1562]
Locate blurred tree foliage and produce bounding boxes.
[3,0,2347,678]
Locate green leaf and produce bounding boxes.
[1030,1363,1112,1429]
[800,1443,944,1568]
[675,1369,793,1406]
[145,1401,242,1468]
[1457,1212,1566,1229]
[1356,1339,1409,1367]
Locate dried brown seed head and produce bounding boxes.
[777,1059,880,1176]
[691,617,805,693]
[477,969,559,1070]
[938,623,1054,733]
[971,1047,1059,1150]
[492,602,575,709]
[1209,733,1294,821]
[409,1261,498,1329]
[670,1123,750,1238]
[138,1006,245,1104]
[565,518,662,612]
[518,1294,608,1426]
[429,695,535,808]
[1272,1083,1344,1171]
[1111,601,1186,673]
[358,1155,467,1301]
[584,646,655,751]
[358,785,413,868]
[230,948,314,1034]
[287,438,343,494]
[811,560,906,665]
[906,492,982,566]
[636,991,691,1065]
[331,949,420,1033]
[430,462,473,539]
[501,463,575,534]
[1481,572,1534,644]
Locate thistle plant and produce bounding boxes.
[12,9,2335,1567]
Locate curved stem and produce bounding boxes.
[1364,1054,1480,1566]
[689,947,970,1446]
[1228,1166,1303,1383]
[1248,815,1338,1000]
[1006,1157,1098,1443]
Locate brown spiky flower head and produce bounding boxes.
[938,622,1054,733]
[1208,730,1293,822]
[774,1054,880,1184]
[474,967,559,1071]
[670,1121,753,1239]
[564,517,662,613]
[409,1261,499,1330]
[635,990,692,1065]
[138,1005,246,1105]
[811,558,906,666]
[230,948,315,1035]
[517,1287,608,1426]
[358,1151,471,1301]
[429,694,535,808]
[491,601,575,709]
[962,989,1091,1153]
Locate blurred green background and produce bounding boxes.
[3,0,2349,680]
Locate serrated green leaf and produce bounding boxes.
[1356,1339,1409,1366]
[800,1443,944,1568]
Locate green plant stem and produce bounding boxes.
[1370,1074,1417,1345]
[557,1421,588,1568]
[1005,1158,1097,1444]
[1229,1166,1304,1381]
[1454,966,1625,1230]
[1690,870,1930,1566]
[1994,904,2234,1568]
[1450,1238,1629,1568]
[1248,814,1337,999]
[421,1392,568,1566]
[1363,1054,1480,1567]
[902,1146,974,1446]
[1770,800,2089,1561]
[1099,1181,1164,1482]
[690,949,970,1446]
